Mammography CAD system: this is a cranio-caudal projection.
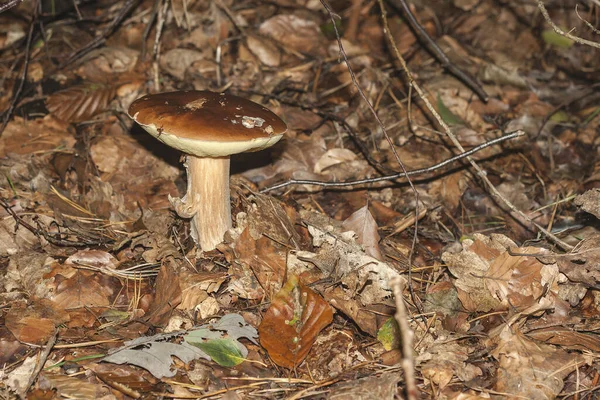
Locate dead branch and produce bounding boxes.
[320,0,423,313]
[537,0,600,49]
[378,0,575,252]
[261,131,523,192]
[0,0,37,139]
[385,0,489,102]
[391,276,418,400]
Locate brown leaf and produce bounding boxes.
[146,260,182,327]
[527,327,600,352]
[544,234,600,287]
[258,15,327,57]
[342,205,383,261]
[442,234,558,312]
[0,116,75,158]
[574,189,600,219]
[490,325,584,399]
[259,275,334,368]
[46,83,117,123]
[4,300,68,345]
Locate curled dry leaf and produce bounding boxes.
[442,233,559,312]
[538,233,600,288]
[258,275,334,369]
[46,83,117,123]
[246,35,281,67]
[490,324,585,399]
[258,14,327,57]
[342,205,383,261]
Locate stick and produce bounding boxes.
[261,131,523,192]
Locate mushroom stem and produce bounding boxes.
[170,155,232,251]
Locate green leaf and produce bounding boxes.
[377,318,400,351]
[193,339,246,367]
[541,29,574,48]
[549,110,569,123]
[437,94,464,126]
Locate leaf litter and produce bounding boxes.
[1,0,600,398]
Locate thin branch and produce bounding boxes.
[321,0,424,313]
[575,4,600,36]
[0,0,37,139]
[0,198,108,247]
[261,131,523,192]
[379,0,574,252]
[55,0,140,71]
[537,0,600,49]
[385,0,489,102]
[20,330,58,399]
[0,0,24,13]
[391,276,417,400]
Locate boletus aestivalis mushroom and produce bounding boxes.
[128,91,287,251]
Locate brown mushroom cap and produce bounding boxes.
[128,91,287,157]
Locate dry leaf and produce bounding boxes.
[46,83,117,123]
[259,14,327,56]
[259,275,334,368]
[442,234,559,312]
[490,325,584,399]
[342,205,383,261]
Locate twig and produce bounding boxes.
[261,131,522,192]
[0,0,24,13]
[242,90,394,175]
[391,276,418,399]
[141,0,162,61]
[378,0,574,252]
[575,4,600,36]
[0,198,108,247]
[385,0,489,102]
[55,0,140,71]
[537,0,600,49]
[321,0,424,313]
[345,0,363,42]
[152,0,169,91]
[21,330,58,399]
[0,0,37,139]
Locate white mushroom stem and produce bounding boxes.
[169,155,232,251]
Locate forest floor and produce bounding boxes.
[1,0,600,398]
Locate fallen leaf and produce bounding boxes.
[259,275,333,368]
[342,205,383,261]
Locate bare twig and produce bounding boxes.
[21,330,58,399]
[575,4,600,36]
[385,0,489,102]
[55,0,140,71]
[537,0,600,49]
[141,0,162,61]
[378,0,574,251]
[261,131,523,192]
[321,0,424,312]
[0,0,37,139]
[0,198,109,247]
[391,276,418,399]
[345,0,363,42]
[0,0,24,13]
[152,0,169,91]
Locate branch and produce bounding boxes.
[537,0,600,49]
[261,131,523,192]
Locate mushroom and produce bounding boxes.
[128,90,287,251]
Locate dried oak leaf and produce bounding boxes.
[539,233,600,288]
[259,275,334,368]
[442,233,558,312]
[490,324,585,399]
